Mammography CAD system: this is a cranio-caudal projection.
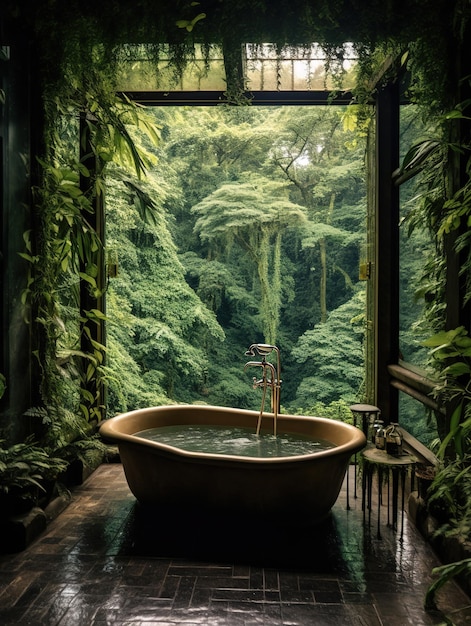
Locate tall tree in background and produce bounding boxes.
[192,175,307,343]
[267,107,365,324]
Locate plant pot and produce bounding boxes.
[0,490,36,517]
[415,464,435,501]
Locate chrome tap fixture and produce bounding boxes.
[244,344,281,436]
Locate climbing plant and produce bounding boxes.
[21,70,161,437]
[3,1,467,112]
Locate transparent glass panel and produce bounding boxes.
[399,391,438,446]
[399,105,434,369]
[105,104,369,414]
[245,43,357,91]
[116,44,226,91]
[115,43,357,92]
[398,105,439,446]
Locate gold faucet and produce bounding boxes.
[244,344,281,436]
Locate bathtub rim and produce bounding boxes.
[99,404,366,465]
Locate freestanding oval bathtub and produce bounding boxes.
[99,404,366,525]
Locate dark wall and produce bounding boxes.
[0,39,34,442]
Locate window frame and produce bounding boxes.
[120,85,438,460]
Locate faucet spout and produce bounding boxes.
[244,360,264,371]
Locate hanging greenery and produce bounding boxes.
[3,0,469,111]
[19,64,161,437]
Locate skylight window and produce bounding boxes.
[116,43,357,92]
[245,43,356,91]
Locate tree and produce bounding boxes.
[104,105,368,411]
[192,174,307,343]
[267,107,366,323]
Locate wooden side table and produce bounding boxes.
[361,446,416,539]
[348,404,381,506]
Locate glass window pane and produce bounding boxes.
[399,392,438,446]
[116,44,227,91]
[399,105,435,369]
[116,43,357,92]
[245,43,356,91]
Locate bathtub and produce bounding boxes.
[99,404,366,525]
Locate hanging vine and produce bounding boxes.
[20,51,161,442]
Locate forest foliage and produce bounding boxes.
[104,104,370,417]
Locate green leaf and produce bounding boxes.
[423,327,466,347]
[86,363,95,382]
[450,401,463,432]
[425,558,471,610]
[444,362,471,376]
[80,388,95,403]
[87,308,107,321]
[77,162,91,177]
[175,12,206,31]
[437,429,454,460]
[78,272,97,287]
[444,109,471,121]
[18,252,39,263]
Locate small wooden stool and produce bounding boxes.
[349,403,381,436]
[347,404,381,506]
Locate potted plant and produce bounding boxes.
[415,462,436,501]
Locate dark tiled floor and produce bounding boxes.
[0,463,470,625]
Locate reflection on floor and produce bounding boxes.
[0,463,470,625]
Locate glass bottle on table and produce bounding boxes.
[367,416,376,443]
[375,420,385,450]
[385,422,403,456]
[369,415,383,443]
